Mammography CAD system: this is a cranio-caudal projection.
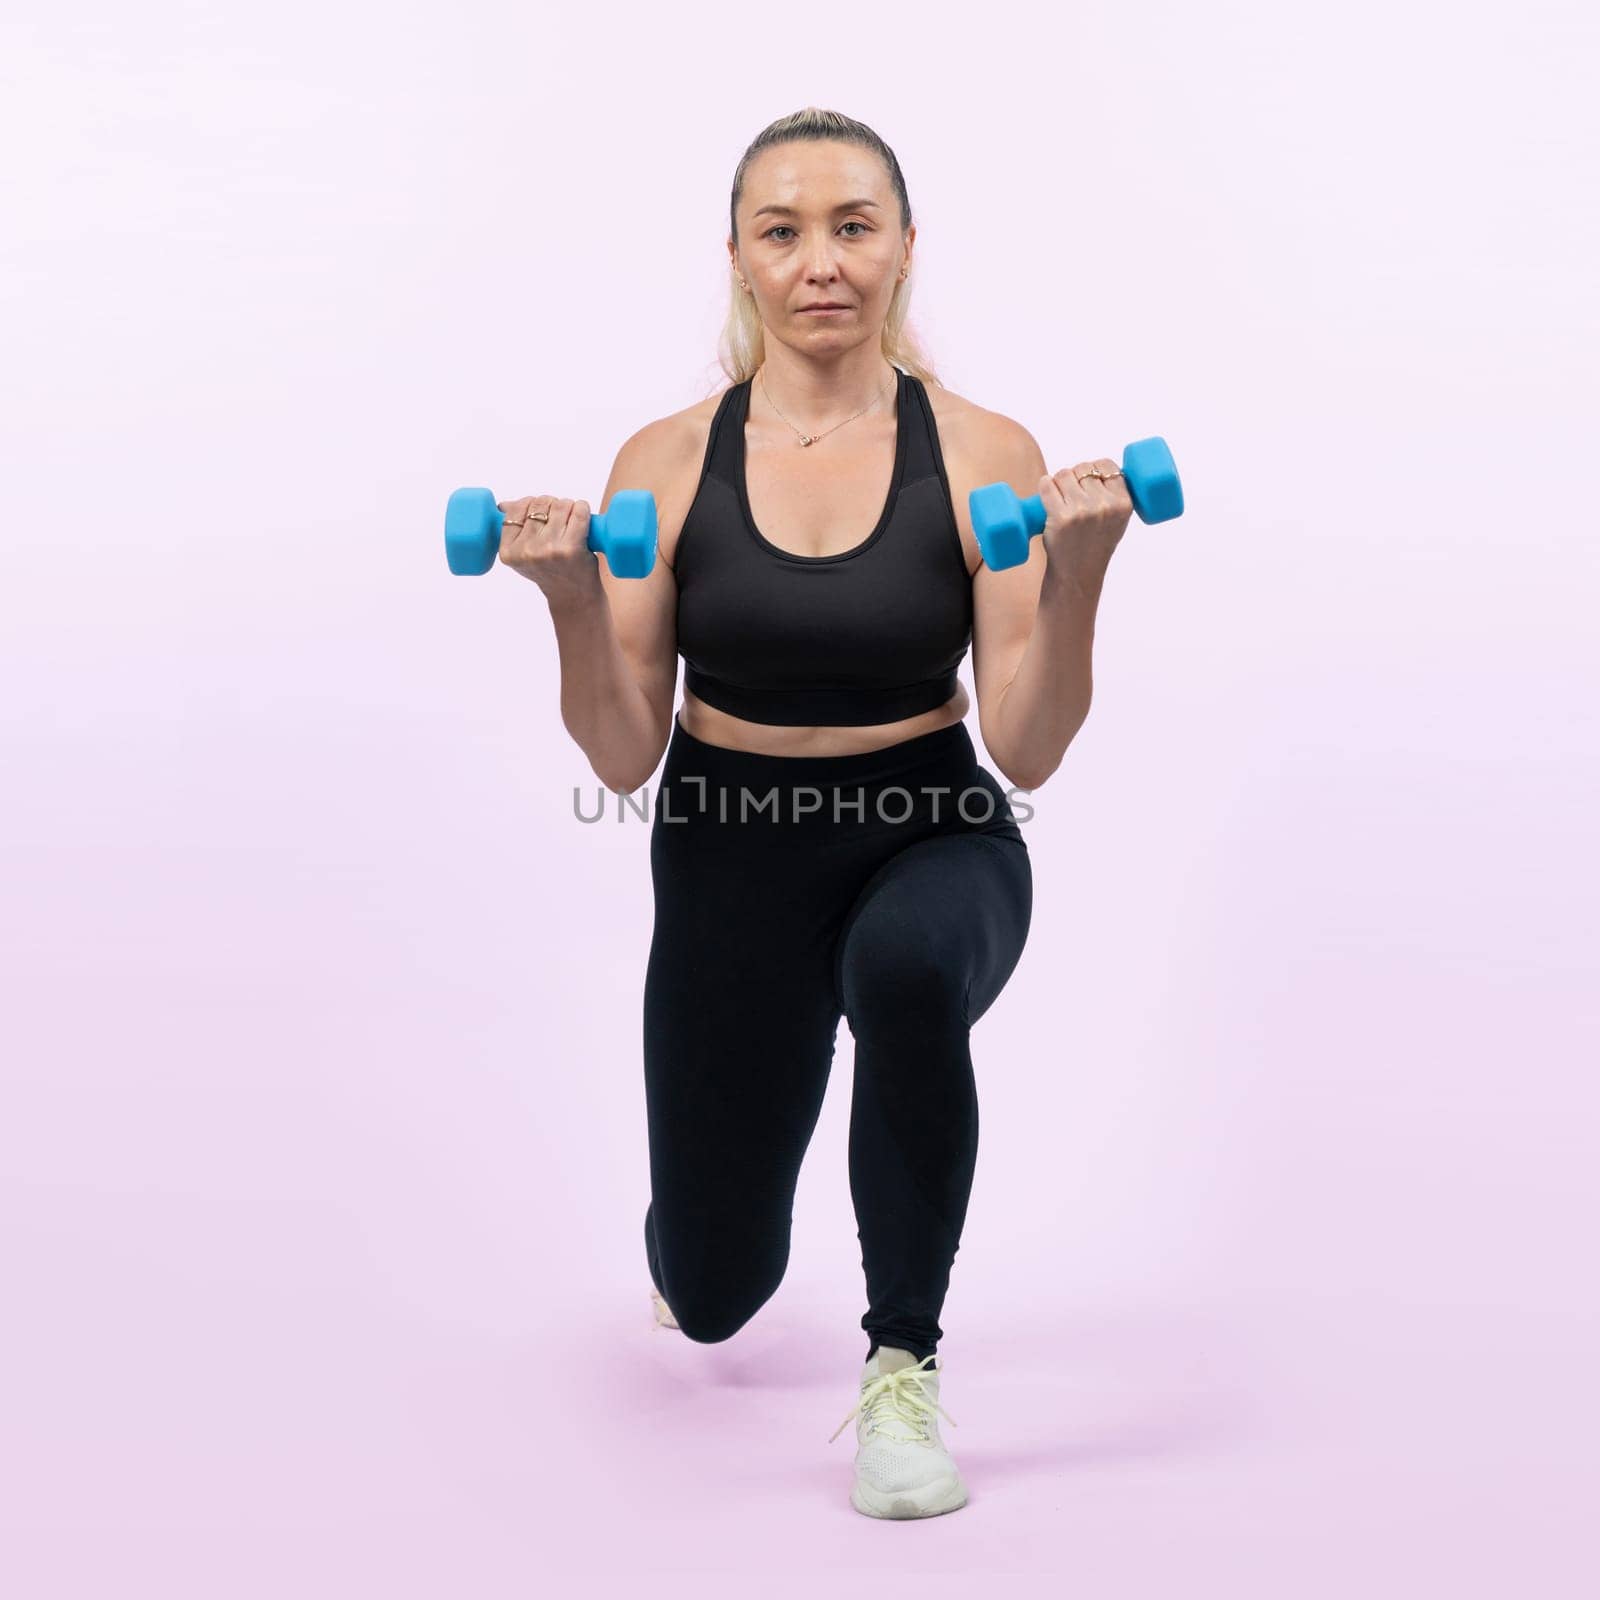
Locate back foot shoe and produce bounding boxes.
[649,1286,680,1332]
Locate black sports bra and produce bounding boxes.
[673,364,973,727]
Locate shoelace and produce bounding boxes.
[827,1354,959,1445]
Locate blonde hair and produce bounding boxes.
[716,107,939,392]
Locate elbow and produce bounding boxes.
[1004,725,1084,791]
[1012,701,1092,790]
[598,764,652,794]
[591,715,671,795]
[1005,762,1056,793]
[999,742,1057,791]
[598,746,668,796]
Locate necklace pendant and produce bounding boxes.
[799,434,814,446]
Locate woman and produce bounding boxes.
[496,107,1134,1520]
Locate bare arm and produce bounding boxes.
[971,418,1105,790]
[542,421,683,792]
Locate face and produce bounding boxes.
[729,141,913,347]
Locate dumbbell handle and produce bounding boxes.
[969,435,1183,572]
[445,486,657,578]
[477,502,636,561]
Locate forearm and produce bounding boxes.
[545,587,662,792]
[989,557,1109,790]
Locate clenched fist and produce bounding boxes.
[1037,460,1135,574]
[494,494,605,608]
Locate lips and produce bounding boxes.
[801,304,850,312]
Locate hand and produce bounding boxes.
[1037,459,1134,576]
[495,494,605,608]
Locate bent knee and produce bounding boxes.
[653,1229,788,1345]
[670,1299,757,1345]
[840,924,967,1029]
[662,1278,777,1344]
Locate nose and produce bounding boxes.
[803,241,843,281]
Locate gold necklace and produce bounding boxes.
[758,365,896,447]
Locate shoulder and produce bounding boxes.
[920,377,1046,487]
[918,379,1049,573]
[613,388,723,477]
[605,387,733,568]
[921,378,1045,480]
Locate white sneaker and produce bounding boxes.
[829,1346,968,1518]
[649,1285,680,1332]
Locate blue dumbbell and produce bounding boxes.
[444,487,658,578]
[969,436,1184,572]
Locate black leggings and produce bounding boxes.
[642,713,1033,1364]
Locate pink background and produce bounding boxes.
[3,1,1595,1593]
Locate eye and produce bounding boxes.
[763,221,871,241]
